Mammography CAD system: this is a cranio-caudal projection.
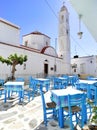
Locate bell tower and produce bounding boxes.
[58,4,71,74]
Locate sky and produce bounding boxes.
[0,0,97,58]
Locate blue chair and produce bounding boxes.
[40,90,57,126]
[86,84,97,120]
[75,82,92,119]
[41,79,50,92]
[53,77,60,89]
[29,77,39,96]
[0,79,5,97]
[0,79,5,86]
[62,75,69,86]
[23,77,36,102]
[88,83,97,105]
[11,77,25,97]
[46,76,55,90]
[58,77,68,89]
[64,93,86,130]
[53,77,66,89]
[23,87,34,102]
[16,77,34,102]
[70,75,79,87]
[75,83,88,92]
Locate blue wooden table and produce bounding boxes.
[4,81,24,103]
[78,80,97,105]
[51,87,87,128]
[35,78,50,91]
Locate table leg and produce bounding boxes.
[46,85,48,91]
[95,87,97,105]
[4,90,7,103]
[40,84,43,91]
[8,90,10,98]
[58,107,64,128]
[19,91,23,102]
[83,104,87,125]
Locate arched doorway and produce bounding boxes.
[44,60,48,77]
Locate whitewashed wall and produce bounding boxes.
[71,56,97,76]
[23,34,50,51]
[0,43,67,80]
[0,18,20,45]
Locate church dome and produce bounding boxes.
[60,5,67,12]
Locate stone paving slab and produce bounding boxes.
[0,94,43,130]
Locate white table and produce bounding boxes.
[4,81,24,103]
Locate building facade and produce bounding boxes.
[0,5,71,80]
[0,18,20,45]
[71,55,97,77]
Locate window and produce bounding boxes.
[66,18,68,23]
[46,42,48,46]
[51,67,53,70]
[54,65,57,72]
[80,63,85,74]
[66,29,68,35]
[23,63,26,70]
[61,15,64,21]
[74,68,76,72]
[25,41,28,46]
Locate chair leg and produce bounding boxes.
[0,92,1,97]
[53,109,57,119]
[44,112,47,126]
[69,113,74,130]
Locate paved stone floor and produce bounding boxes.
[0,92,43,130]
[0,90,81,130]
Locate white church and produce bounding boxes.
[0,5,97,80]
[0,5,71,80]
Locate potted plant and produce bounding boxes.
[87,99,97,129]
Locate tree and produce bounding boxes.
[0,53,27,80]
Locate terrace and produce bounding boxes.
[0,75,97,130]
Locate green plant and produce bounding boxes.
[91,105,97,124]
[87,99,97,124]
[0,53,27,80]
